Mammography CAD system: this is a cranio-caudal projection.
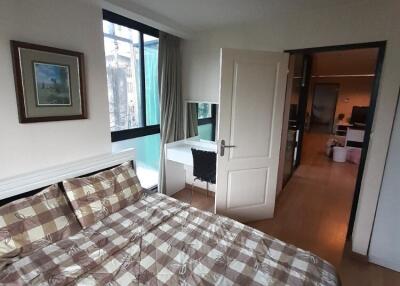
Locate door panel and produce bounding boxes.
[230,61,276,159]
[227,168,269,209]
[216,48,289,222]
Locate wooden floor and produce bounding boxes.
[172,186,215,212]
[249,132,358,266]
[172,132,400,285]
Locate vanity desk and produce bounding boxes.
[165,101,218,196]
[165,137,217,195]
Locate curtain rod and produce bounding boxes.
[293,74,375,79]
[312,74,375,78]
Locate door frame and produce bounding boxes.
[278,54,311,191]
[284,41,386,237]
[294,55,313,168]
[310,83,340,134]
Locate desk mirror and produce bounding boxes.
[186,102,218,141]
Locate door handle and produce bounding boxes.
[220,140,236,156]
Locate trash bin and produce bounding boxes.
[347,148,361,165]
[333,146,347,162]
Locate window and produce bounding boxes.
[197,103,217,141]
[144,34,160,126]
[103,10,160,142]
[103,10,160,189]
[198,103,212,119]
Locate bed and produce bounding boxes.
[0,159,339,286]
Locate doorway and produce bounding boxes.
[256,42,386,266]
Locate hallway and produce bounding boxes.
[248,132,358,267]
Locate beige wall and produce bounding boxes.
[307,77,374,124]
[0,0,111,179]
[312,49,378,76]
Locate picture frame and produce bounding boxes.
[10,41,87,123]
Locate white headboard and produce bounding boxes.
[0,149,135,200]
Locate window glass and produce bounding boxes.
[112,133,160,189]
[103,20,143,131]
[198,103,212,119]
[104,14,161,189]
[144,34,160,126]
[130,133,160,188]
[198,123,213,141]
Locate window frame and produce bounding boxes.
[197,104,217,141]
[103,10,160,142]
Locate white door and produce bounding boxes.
[215,48,289,222]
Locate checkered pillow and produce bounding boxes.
[0,184,81,267]
[63,161,143,228]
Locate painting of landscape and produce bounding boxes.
[33,62,71,106]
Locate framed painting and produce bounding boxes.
[10,41,87,123]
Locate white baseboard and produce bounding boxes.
[369,255,400,272]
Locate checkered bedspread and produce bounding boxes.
[0,193,339,285]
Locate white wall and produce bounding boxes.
[0,0,111,179]
[182,41,221,103]
[181,0,400,256]
[369,96,400,271]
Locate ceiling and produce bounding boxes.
[123,0,367,32]
[312,48,379,76]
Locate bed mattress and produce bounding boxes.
[0,193,339,285]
